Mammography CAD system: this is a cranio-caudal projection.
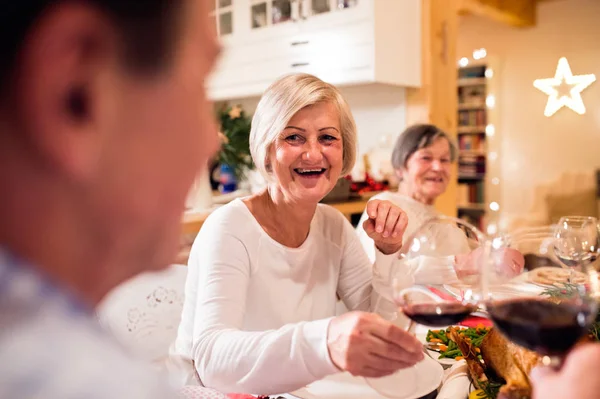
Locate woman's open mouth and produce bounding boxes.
[294,168,327,178]
[425,176,444,183]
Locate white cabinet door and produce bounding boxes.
[299,0,368,31]
[243,0,302,42]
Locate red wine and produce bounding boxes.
[488,299,593,355]
[401,302,475,327]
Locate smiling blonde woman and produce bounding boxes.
[170,73,424,395]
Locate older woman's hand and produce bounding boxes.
[454,247,524,280]
[362,200,408,255]
[327,311,424,378]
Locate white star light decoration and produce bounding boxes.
[533,57,596,117]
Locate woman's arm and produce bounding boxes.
[338,212,400,312]
[187,224,337,395]
[355,209,376,263]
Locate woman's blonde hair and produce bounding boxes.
[249,73,357,180]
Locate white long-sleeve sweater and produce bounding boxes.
[170,198,396,395]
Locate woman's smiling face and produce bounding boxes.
[400,137,452,204]
[268,101,344,204]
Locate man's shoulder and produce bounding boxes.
[0,259,174,399]
[0,303,175,398]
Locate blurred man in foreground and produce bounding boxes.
[0,1,221,397]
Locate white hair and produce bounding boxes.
[249,73,357,180]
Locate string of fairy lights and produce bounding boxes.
[457,48,501,235]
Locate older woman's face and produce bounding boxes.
[401,137,452,203]
[269,102,343,204]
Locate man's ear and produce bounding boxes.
[12,2,117,182]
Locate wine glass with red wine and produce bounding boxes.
[366,216,485,399]
[484,232,599,368]
[391,216,487,330]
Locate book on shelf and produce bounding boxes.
[458,109,487,127]
[457,182,485,205]
[458,155,486,176]
[458,134,486,152]
[458,85,485,104]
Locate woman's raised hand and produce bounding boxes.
[362,200,408,255]
[327,311,424,378]
[454,247,525,280]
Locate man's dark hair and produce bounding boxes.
[391,123,457,170]
[0,0,184,88]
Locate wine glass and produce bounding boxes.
[366,216,486,398]
[554,216,600,280]
[483,232,599,368]
[392,216,487,329]
[507,225,562,271]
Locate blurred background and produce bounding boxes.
[182,0,600,262]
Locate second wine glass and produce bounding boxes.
[483,231,599,368]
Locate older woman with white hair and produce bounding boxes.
[170,73,423,395]
[356,125,523,305]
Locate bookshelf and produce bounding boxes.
[456,63,493,232]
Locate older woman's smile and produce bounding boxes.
[293,167,328,178]
[424,175,445,183]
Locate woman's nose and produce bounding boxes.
[302,141,323,162]
[431,159,443,170]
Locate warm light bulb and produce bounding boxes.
[491,177,500,185]
[485,68,494,79]
[459,57,469,67]
[485,124,495,137]
[489,202,500,212]
[489,151,497,161]
[486,95,495,109]
[487,224,498,235]
[473,48,487,60]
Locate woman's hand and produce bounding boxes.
[531,344,600,399]
[327,311,424,378]
[362,200,408,255]
[455,247,524,280]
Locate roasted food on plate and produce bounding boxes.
[450,328,540,399]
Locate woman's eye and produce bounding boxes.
[320,134,338,142]
[285,134,302,143]
[441,158,451,163]
[421,156,433,161]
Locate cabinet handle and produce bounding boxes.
[291,40,309,46]
[291,62,310,67]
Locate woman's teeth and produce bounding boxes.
[295,168,326,176]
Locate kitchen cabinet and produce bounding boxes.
[206,0,421,100]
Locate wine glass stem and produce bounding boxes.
[568,269,574,284]
[406,319,415,334]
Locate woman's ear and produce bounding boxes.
[264,144,274,172]
[395,168,404,182]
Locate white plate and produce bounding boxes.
[443,279,544,300]
[425,348,456,367]
[290,355,443,399]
